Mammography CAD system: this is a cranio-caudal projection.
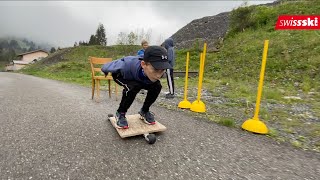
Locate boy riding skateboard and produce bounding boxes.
[101,46,172,129]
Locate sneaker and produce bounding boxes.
[115,111,129,129]
[165,93,175,99]
[139,110,156,125]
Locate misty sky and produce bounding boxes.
[0,1,274,47]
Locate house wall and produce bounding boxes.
[5,64,27,71]
[5,65,14,71]
[13,64,26,70]
[21,51,48,63]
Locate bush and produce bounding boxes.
[228,6,255,36]
[251,6,277,28]
[228,5,277,36]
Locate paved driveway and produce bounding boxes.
[0,72,319,179]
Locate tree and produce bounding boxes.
[136,28,145,44]
[7,48,16,61]
[28,46,35,52]
[89,34,98,45]
[28,41,36,48]
[132,28,153,44]
[27,41,36,51]
[156,34,164,45]
[127,31,137,45]
[22,38,28,44]
[240,0,249,7]
[96,23,107,46]
[116,32,128,45]
[9,40,19,49]
[50,47,56,53]
[74,42,78,47]
[145,28,152,43]
[0,40,9,49]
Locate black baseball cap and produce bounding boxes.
[140,46,172,70]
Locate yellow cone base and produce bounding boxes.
[178,100,191,109]
[190,100,206,113]
[241,118,268,134]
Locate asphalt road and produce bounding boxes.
[1,72,319,180]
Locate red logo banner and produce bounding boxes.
[275,15,319,30]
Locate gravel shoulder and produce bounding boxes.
[146,78,320,152]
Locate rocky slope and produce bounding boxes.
[171,12,229,52]
[171,1,281,51]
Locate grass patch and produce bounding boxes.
[207,113,236,127]
[283,128,295,134]
[217,117,236,127]
[279,118,302,128]
[291,140,303,148]
[263,86,284,102]
[259,107,270,121]
[267,128,279,138]
[307,124,320,138]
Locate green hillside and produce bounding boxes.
[20,0,320,151]
[21,45,140,85]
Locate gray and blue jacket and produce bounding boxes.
[137,49,145,56]
[101,56,153,84]
[164,38,175,67]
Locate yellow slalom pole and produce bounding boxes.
[191,43,207,113]
[178,52,191,109]
[253,40,269,120]
[198,43,207,101]
[242,40,269,134]
[184,52,190,101]
[196,53,203,102]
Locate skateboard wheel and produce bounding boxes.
[108,114,114,117]
[145,134,156,144]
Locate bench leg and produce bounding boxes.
[91,79,95,100]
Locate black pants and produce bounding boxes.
[166,69,174,94]
[112,73,162,113]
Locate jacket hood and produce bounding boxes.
[164,38,174,49]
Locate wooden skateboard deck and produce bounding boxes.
[108,114,167,138]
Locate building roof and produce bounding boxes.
[17,49,49,56]
[13,60,29,65]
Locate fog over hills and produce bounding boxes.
[0,1,274,47]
